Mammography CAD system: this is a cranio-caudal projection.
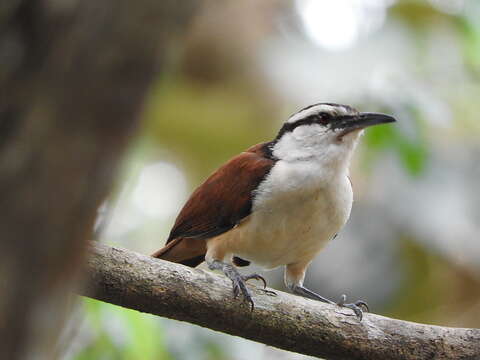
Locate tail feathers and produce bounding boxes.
[152,238,206,268]
[151,238,181,258]
[152,238,250,268]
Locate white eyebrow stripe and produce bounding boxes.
[287,104,339,124]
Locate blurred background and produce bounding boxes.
[66,0,480,358]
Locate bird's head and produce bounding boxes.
[271,103,396,166]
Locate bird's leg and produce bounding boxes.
[291,285,368,320]
[208,259,267,310]
[285,263,369,320]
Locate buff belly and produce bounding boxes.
[206,172,353,269]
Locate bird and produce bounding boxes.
[152,102,396,320]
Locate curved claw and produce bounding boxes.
[242,273,267,289]
[240,286,254,311]
[336,295,369,321]
[261,289,277,296]
[343,303,364,321]
[354,300,369,313]
[230,276,255,311]
[232,282,240,299]
[247,296,255,311]
[209,261,258,310]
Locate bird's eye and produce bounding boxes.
[315,112,330,125]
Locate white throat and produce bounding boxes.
[272,125,363,175]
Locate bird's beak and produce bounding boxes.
[334,112,396,140]
[356,112,397,128]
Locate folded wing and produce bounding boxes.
[152,143,275,267]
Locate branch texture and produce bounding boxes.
[83,243,480,360]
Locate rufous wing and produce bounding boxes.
[152,143,275,267]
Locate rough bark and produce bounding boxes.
[83,243,480,360]
[0,1,196,359]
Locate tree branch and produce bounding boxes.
[82,243,480,360]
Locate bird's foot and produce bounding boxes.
[208,260,267,310]
[242,273,276,296]
[336,294,369,321]
[233,273,271,310]
[230,272,256,310]
[242,273,267,288]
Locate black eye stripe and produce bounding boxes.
[275,113,331,140]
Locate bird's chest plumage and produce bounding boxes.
[224,160,353,269]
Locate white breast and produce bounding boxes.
[217,160,353,269]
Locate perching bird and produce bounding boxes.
[152,103,396,320]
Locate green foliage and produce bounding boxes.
[364,113,428,176]
[75,298,171,360]
[457,12,480,73]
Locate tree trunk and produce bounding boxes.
[0,1,196,358]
